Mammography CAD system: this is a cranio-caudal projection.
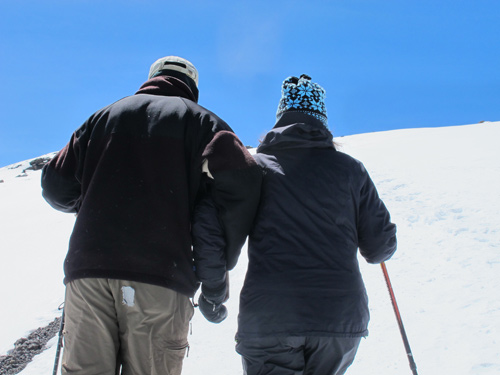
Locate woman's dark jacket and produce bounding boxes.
[236,112,397,338]
[41,75,261,297]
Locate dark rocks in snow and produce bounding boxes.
[11,157,52,178]
[0,317,62,375]
[26,157,52,171]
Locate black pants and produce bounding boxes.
[236,336,362,375]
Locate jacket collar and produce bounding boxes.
[257,112,335,154]
[135,75,198,102]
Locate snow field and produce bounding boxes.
[1,122,499,374]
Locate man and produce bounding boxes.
[41,56,260,375]
[235,75,397,375]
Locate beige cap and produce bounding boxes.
[148,56,199,86]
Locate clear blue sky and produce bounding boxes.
[1,0,499,167]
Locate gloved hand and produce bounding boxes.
[198,294,228,323]
[198,282,228,323]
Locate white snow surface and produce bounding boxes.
[1,122,499,374]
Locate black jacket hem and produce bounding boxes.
[64,271,200,298]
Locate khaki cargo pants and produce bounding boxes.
[61,278,194,375]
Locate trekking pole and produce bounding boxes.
[52,304,65,375]
[381,262,418,375]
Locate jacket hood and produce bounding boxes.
[135,74,199,102]
[257,111,335,154]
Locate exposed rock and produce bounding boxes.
[25,157,52,171]
[0,317,62,375]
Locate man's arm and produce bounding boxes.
[41,132,83,213]
[192,194,229,323]
[192,194,227,293]
[201,131,262,270]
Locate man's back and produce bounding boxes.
[42,79,232,296]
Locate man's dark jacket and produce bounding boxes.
[236,112,397,338]
[41,75,261,297]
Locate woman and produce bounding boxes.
[235,75,397,375]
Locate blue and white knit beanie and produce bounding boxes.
[276,74,327,125]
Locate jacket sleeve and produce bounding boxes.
[192,194,227,290]
[41,132,84,213]
[357,164,397,264]
[201,131,262,270]
[41,120,91,213]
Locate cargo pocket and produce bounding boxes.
[152,340,189,375]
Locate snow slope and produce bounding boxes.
[1,122,499,374]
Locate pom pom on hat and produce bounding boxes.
[276,74,327,125]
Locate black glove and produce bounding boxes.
[198,294,228,323]
[198,282,228,323]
